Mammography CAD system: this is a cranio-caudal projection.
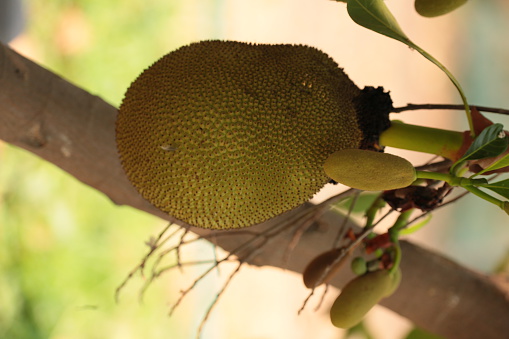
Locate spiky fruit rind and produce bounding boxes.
[415,0,467,17]
[330,269,393,329]
[117,40,365,229]
[324,149,416,191]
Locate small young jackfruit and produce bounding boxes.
[324,149,416,191]
[116,40,392,229]
[330,269,400,329]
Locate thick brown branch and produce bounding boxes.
[1,43,508,338]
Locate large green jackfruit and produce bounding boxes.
[116,40,392,229]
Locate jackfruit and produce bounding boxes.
[330,269,400,329]
[116,40,392,229]
[324,149,416,191]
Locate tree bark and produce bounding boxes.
[1,42,508,339]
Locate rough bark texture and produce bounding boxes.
[1,43,509,338]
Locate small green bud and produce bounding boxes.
[350,257,368,276]
[324,149,416,191]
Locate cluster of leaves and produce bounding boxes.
[449,123,509,212]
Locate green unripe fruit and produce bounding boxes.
[330,269,395,329]
[384,268,402,297]
[303,248,346,289]
[116,40,392,229]
[324,149,416,191]
[415,0,468,17]
[350,257,368,276]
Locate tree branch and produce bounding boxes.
[1,43,508,338]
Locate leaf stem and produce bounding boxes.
[409,44,474,137]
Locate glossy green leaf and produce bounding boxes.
[462,123,508,160]
[451,124,508,175]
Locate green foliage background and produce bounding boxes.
[0,1,199,338]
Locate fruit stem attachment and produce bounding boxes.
[415,171,488,186]
[388,209,413,274]
[380,121,465,160]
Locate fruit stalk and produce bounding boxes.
[380,120,465,160]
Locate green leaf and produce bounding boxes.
[462,123,508,160]
[344,0,473,135]
[451,124,508,175]
[346,0,411,44]
[333,192,380,215]
[474,152,509,176]
[398,214,432,236]
[479,178,509,200]
[404,327,446,339]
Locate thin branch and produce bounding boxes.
[115,223,177,302]
[195,261,244,339]
[392,103,509,116]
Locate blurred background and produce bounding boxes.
[1,0,509,338]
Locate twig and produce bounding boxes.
[115,223,177,303]
[195,260,245,339]
[332,190,361,248]
[392,103,509,116]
